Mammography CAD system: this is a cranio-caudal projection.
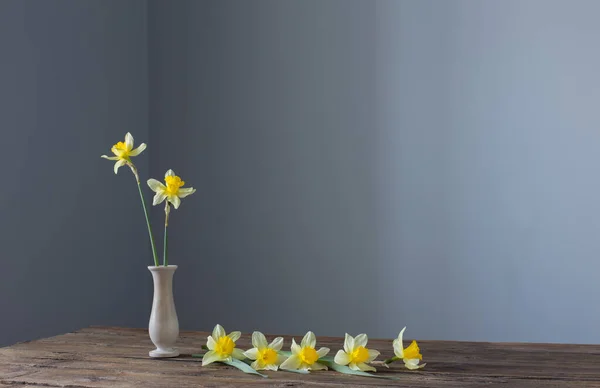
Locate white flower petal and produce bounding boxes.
[343,333,354,353]
[334,350,350,365]
[310,362,328,371]
[206,336,216,350]
[232,348,246,360]
[212,324,225,341]
[290,338,301,355]
[404,359,422,370]
[280,354,301,370]
[177,187,196,198]
[101,155,119,160]
[147,179,166,193]
[125,132,134,151]
[276,354,287,365]
[316,347,329,358]
[201,350,221,366]
[250,360,260,370]
[168,195,181,209]
[129,143,146,156]
[264,363,278,371]
[393,339,404,358]
[367,349,380,362]
[301,331,316,348]
[228,331,241,342]
[397,327,406,343]
[269,336,284,351]
[356,362,376,372]
[110,145,122,157]
[243,347,259,360]
[354,333,368,348]
[114,159,126,174]
[152,192,167,206]
[165,169,175,177]
[252,331,268,349]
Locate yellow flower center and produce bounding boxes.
[165,175,185,195]
[403,340,422,360]
[258,348,278,365]
[112,141,131,159]
[349,346,370,364]
[299,347,319,365]
[214,336,235,357]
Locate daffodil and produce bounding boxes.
[101,132,147,174]
[101,133,158,266]
[280,331,329,371]
[243,331,286,371]
[334,333,380,372]
[147,169,196,266]
[202,324,246,366]
[147,169,195,210]
[387,327,425,370]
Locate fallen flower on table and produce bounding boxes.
[384,327,426,370]
[334,333,380,372]
[198,324,269,377]
[202,324,245,366]
[243,331,286,371]
[280,331,329,372]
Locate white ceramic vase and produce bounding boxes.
[148,265,179,358]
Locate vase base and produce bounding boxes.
[149,348,179,358]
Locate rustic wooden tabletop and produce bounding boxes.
[0,326,599,387]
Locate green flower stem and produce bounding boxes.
[130,164,159,267]
[163,202,170,266]
[163,223,168,266]
[383,356,400,364]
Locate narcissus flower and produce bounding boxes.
[243,331,286,371]
[280,331,329,371]
[334,333,380,372]
[147,169,196,209]
[202,324,245,366]
[101,132,147,174]
[392,327,425,370]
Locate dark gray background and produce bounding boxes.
[0,0,151,347]
[1,0,599,347]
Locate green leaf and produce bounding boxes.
[278,351,394,379]
[319,359,399,380]
[192,354,267,378]
[279,368,310,374]
[222,358,268,378]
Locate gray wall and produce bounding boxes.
[0,0,150,346]
[2,0,599,347]
[374,0,600,343]
[149,0,600,344]
[148,0,380,339]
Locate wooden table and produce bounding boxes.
[0,327,599,387]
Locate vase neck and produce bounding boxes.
[149,266,176,295]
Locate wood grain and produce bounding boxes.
[1,327,599,387]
